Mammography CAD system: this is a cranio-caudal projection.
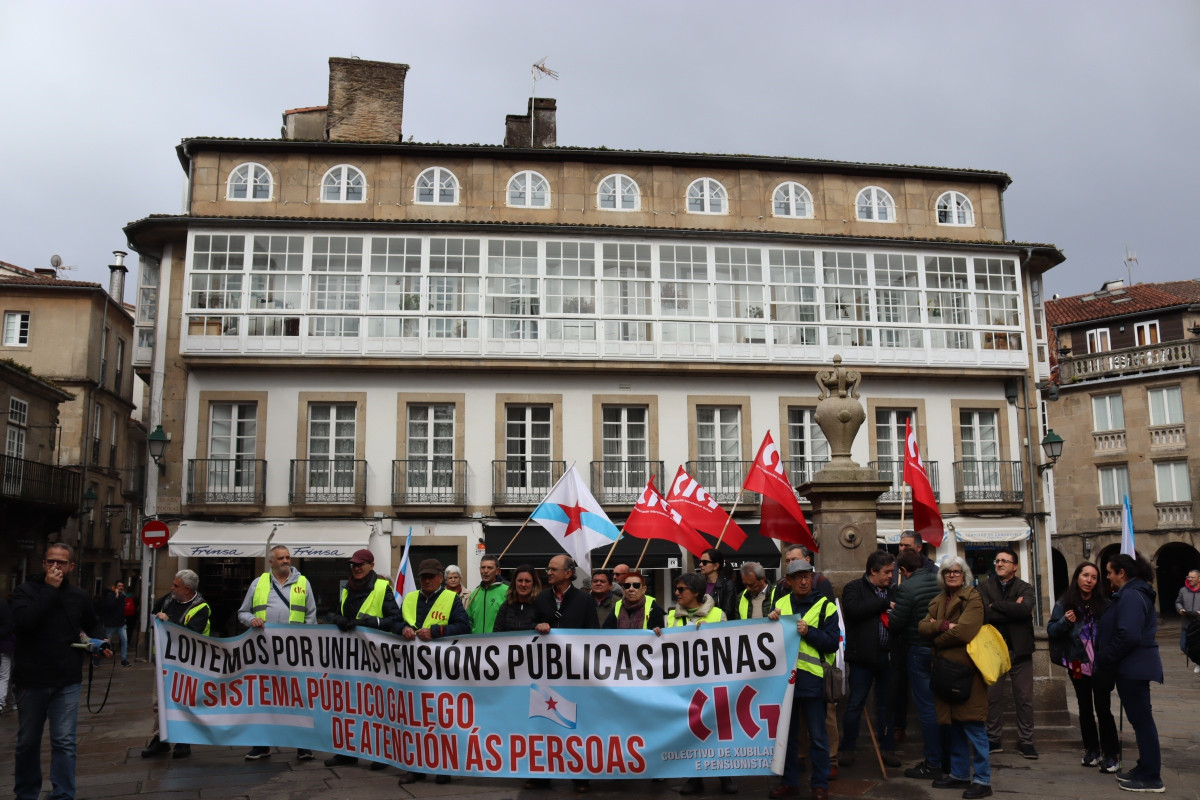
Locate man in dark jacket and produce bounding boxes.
[979,546,1036,758]
[533,554,597,792]
[97,580,130,666]
[767,559,840,800]
[142,569,212,759]
[1097,554,1164,793]
[839,549,899,768]
[891,550,945,779]
[12,544,110,800]
[396,559,469,786]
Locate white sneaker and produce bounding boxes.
[1193,665,1199,674]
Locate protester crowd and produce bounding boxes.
[7,536,1185,800]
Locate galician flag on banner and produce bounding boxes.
[902,417,945,546]
[529,683,578,730]
[1120,494,1136,556]
[393,526,414,603]
[530,465,620,575]
[626,477,712,558]
[666,465,748,550]
[743,432,818,552]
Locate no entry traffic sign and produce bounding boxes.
[141,520,170,549]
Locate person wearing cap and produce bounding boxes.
[767,559,840,800]
[325,549,402,770]
[396,558,470,786]
[237,544,317,762]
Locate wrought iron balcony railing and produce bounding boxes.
[0,454,80,508]
[392,459,467,505]
[953,460,1024,504]
[289,459,366,505]
[870,459,941,503]
[590,460,665,504]
[492,459,566,506]
[684,460,756,505]
[786,457,830,488]
[187,459,267,504]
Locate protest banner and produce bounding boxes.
[154,617,800,779]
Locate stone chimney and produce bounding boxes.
[504,97,557,148]
[108,250,128,303]
[326,57,409,142]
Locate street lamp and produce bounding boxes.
[80,488,98,515]
[1037,429,1065,475]
[147,425,170,467]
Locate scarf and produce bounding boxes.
[346,570,377,593]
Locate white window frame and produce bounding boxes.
[856,186,895,222]
[772,182,813,219]
[936,191,974,226]
[3,311,30,346]
[321,165,367,203]
[1091,393,1124,431]
[226,162,273,201]
[505,404,553,489]
[507,171,551,208]
[406,403,456,495]
[1134,320,1160,347]
[1086,328,1111,353]
[414,167,460,205]
[597,174,640,211]
[686,178,727,215]
[1155,460,1191,503]
[1098,464,1131,507]
[307,403,358,501]
[1148,386,1184,426]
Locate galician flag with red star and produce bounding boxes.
[530,465,620,575]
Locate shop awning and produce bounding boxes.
[169,520,371,559]
[877,517,1030,546]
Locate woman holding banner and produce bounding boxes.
[493,565,541,633]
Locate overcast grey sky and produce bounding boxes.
[1,0,1196,298]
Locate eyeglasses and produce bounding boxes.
[349,561,371,568]
[994,559,1014,565]
[697,559,715,566]
[621,582,643,590]
[44,559,70,567]
[673,586,688,594]
[944,569,964,576]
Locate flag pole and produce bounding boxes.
[495,464,576,566]
[633,537,652,572]
[714,497,741,548]
[599,526,626,570]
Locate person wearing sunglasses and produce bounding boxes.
[666,572,726,628]
[731,561,783,620]
[978,547,1036,759]
[12,544,110,800]
[696,549,736,620]
[603,571,664,632]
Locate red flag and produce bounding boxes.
[743,432,818,552]
[903,417,944,546]
[625,478,713,559]
[665,465,748,550]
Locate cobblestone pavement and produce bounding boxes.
[2,624,1197,800]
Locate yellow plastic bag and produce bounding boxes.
[966,624,1011,685]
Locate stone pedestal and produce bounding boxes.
[799,468,891,596]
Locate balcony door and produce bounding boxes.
[407,404,455,501]
[601,406,649,495]
[875,408,913,488]
[696,406,742,496]
[209,403,257,499]
[308,403,356,501]
[960,410,999,494]
[505,405,552,491]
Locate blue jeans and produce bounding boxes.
[949,719,990,786]
[782,691,830,789]
[841,653,893,753]
[908,646,941,765]
[15,683,82,800]
[106,626,128,662]
[1115,677,1160,781]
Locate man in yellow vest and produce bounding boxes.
[141,570,210,760]
[237,545,316,762]
[325,549,402,770]
[397,559,470,787]
[767,559,841,800]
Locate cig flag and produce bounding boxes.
[665,465,748,550]
[902,417,944,547]
[530,465,620,575]
[625,477,712,559]
[393,526,413,603]
[1120,495,1135,556]
[742,432,818,551]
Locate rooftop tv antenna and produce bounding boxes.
[49,254,76,274]
[530,58,559,147]
[1123,245,1138,286]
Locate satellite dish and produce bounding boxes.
[50,254,62,268]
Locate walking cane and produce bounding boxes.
[863,706,888,780]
